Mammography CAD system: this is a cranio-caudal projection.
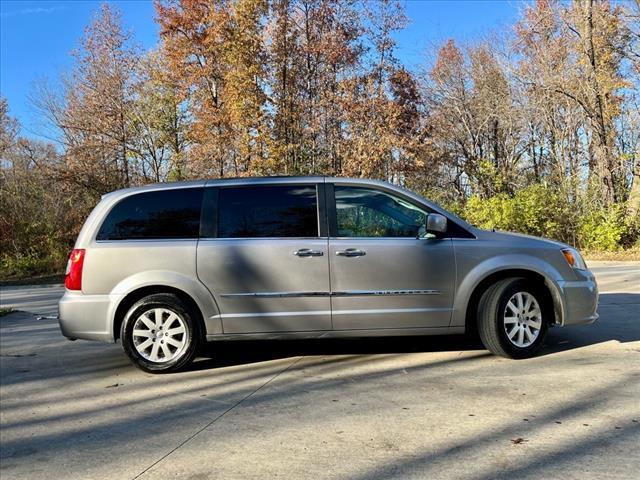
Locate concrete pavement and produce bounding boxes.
[0,284,64,316]
[0,262,638,479]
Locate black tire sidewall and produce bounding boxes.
[494,280,549,358]
[121,294,199,373]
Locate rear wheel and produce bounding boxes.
[477,278,549,359]
[121,293,201,373]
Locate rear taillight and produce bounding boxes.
[65,249,85,290]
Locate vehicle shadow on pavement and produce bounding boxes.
[193,334,485,371]
[191,293,640,371]
[541,292,640,355]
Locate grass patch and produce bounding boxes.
[583,247,640,262]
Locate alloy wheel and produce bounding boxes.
[132,308,187,363]
[503,291,542,348]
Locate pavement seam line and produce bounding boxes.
[131,355,304,480]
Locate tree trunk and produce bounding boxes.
[628,158,640,217]
[582,0,615,205]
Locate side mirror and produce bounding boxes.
[426,213,447,234]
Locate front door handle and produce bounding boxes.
[336,248,366,257]
[294,248,324,257]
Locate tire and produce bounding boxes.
[120,293,201,373]
[477,278,549,359]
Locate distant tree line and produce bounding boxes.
[1,0,639,278]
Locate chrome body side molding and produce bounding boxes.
[221,289,442,298]
[332,289,442,297]
[221,291,330,298]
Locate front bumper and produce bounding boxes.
[556,269,599,326]
[58,291,119,342]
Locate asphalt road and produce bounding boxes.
[0,262,638,479]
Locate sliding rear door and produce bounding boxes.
[197,183,332,334]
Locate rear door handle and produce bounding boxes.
[336,248,366,257]
[294,248,324,257]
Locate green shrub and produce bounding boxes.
[0,247,68,280]
[458,184,637,251]
[460,184,574,243]
[461,193,514,231]
[577,204,635,252]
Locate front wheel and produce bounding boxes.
[121,293,201,373]
[477,278,549,359]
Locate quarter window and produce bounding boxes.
[96,188,203,240]
[334,186,428,238]
[218,185,319,238]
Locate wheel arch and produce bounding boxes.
[113,285,208,341]
[108,271,222,341]
[453,259,565,331]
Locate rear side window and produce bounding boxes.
[218,185,318,238]
[96,188,203,240]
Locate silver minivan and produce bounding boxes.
[58,177,598,372]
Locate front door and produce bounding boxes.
[197,183,331,334]
[328,184,455,330]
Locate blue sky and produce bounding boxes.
[1,0,521,138]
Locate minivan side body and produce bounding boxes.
[58,177,598,371]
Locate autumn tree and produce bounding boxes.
[0,97,19,159]
[515,0,631,206]
[225,0,269,174]
[267,0,305,174]
[619,0,640,216]
[340,0,422,181]
[278,0,363,174]
[156,0,269,177]
[0,100,81,277]
[423,38,526,199]
[33,4,140,194]
[130,50,189,181]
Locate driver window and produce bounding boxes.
[334,186,428,238]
